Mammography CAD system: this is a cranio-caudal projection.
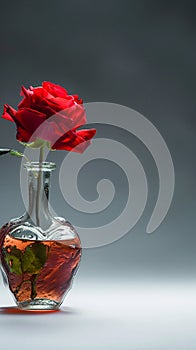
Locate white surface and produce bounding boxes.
[0,280,195,350]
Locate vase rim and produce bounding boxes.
[24,162,56,171]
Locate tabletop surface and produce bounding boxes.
[0,279,195,350]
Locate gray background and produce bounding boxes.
[0,1,195,349]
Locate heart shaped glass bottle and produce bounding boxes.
[0,162,81,310]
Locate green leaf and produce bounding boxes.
[3,246,23,275]
[6,254,22,275]
[10,246,23,259]
[21,246,37,273]
[0,148,25,159]
[21,243,48,275]
[31,243,48,266]
[10,150,24,158]
[3,243,48,276]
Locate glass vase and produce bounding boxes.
[0,162,81,310]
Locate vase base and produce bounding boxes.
[17,299,60,311]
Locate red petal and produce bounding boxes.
[19,86,34,109]
[51,128,96,153]
[1,104,17,122]
[75,128,96,140]
[55,103,87,130]
[73,95,83,104]
[42,81,68,98]
[15,108,46,133]
[31,86,52,99]
[16,126,33,143]
[49,96,75,110]
[20,86,33,97]
[19,86,53,109]
[33,118,73,143]
[26,89,74,115]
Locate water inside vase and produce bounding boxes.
[0,233,81,307]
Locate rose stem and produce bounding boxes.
[35,145,45,226]
[22,154,32,164]
[31,274,37,300]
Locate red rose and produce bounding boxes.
[2,81,96,153]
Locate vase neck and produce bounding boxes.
[25,162,56,229]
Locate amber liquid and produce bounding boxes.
[0,234,81,305]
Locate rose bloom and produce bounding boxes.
[2,81,96,153]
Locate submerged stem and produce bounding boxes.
[31,274,37,300]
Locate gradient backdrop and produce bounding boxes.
[0,1,195,349]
